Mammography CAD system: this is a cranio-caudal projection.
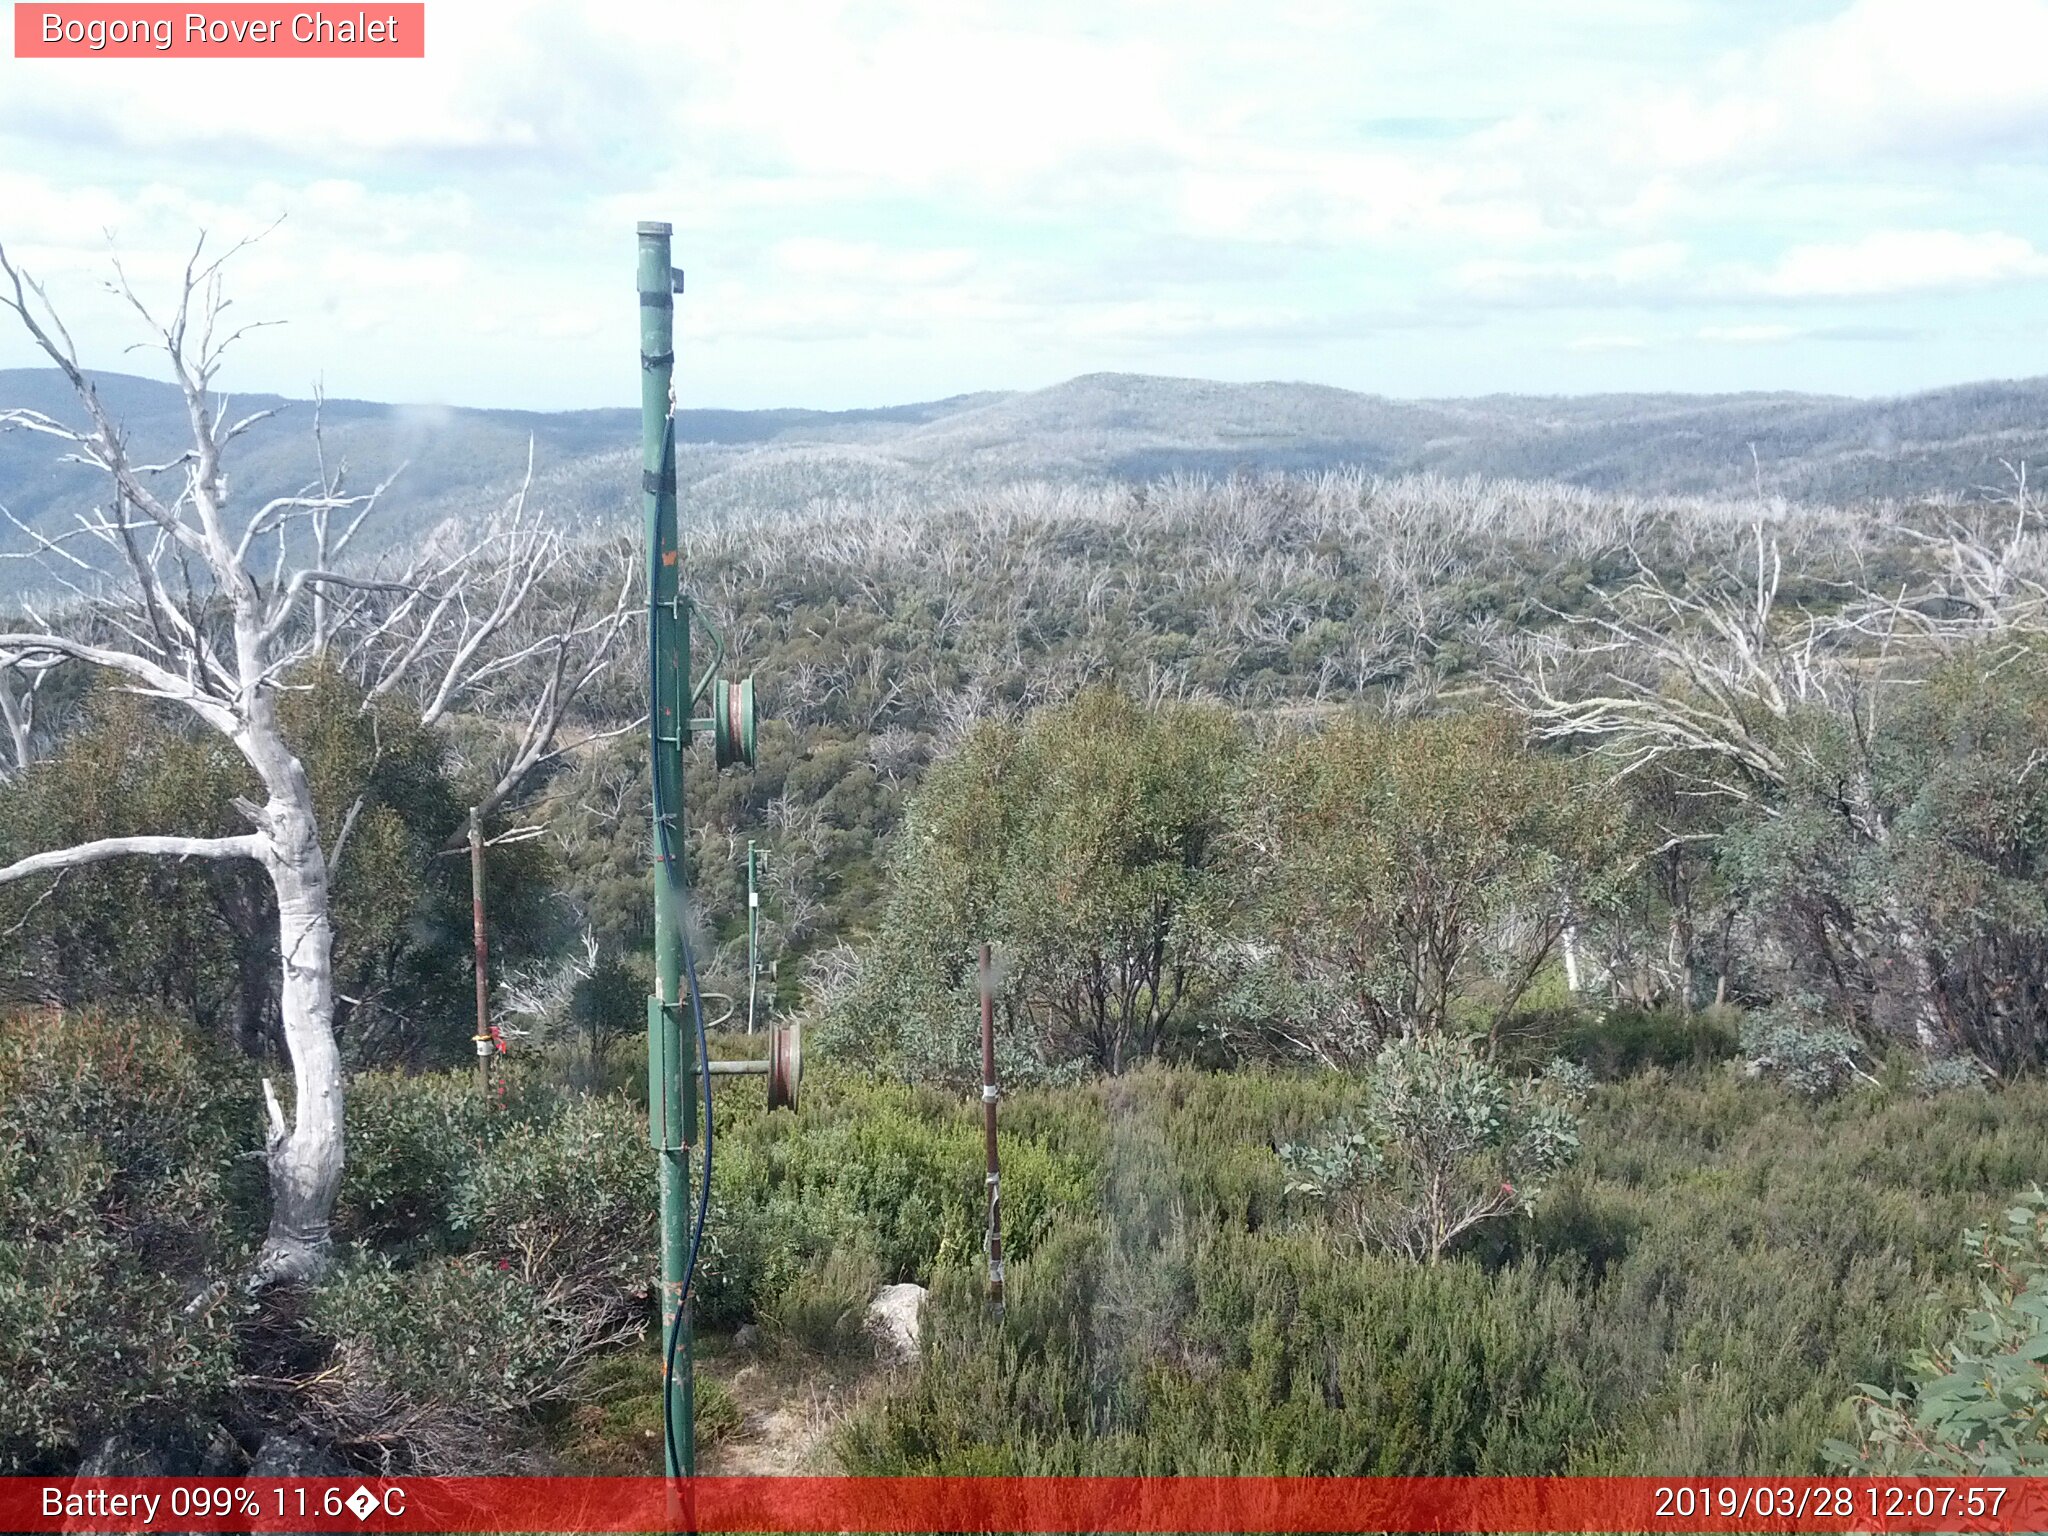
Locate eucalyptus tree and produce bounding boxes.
[838,685,1243,1080]
[0,235,633,1286]
[1235,708,1622,1064]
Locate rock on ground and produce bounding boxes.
[865,1282,928,1362]
[250,1434,345,1478]
[77,1422,243,1477]
[77,1433,168,1477]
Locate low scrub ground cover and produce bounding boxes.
[7,1003,2045,1474]
[835,1059,2048,1476]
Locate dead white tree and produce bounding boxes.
[1502,511,2048,1051]
[0,655,54,778]
[0,233,633,1286]
[1878,465,2048,642]
[1503,531,1829,808]
[346,475,638,827]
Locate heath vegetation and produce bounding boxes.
[4,258,2047,1473]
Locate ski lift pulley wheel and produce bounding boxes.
[767,1020,801,1111]
[713,676,757,770]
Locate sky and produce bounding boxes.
[3,0,2048,410]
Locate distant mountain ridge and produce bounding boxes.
[3,367,2045,589]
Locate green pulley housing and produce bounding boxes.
[712,675,757,769]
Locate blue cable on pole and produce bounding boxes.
[651,551,714,1484]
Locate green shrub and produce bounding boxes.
[1741,999,1873,1101]
[1914,1053,1991,1098]
[336,1063,566,1252]
[297,1251,642,1471]
[337,1061,1084,1345]
[763,1246,882,1361]
[334,1070,492,1250]
[297,1071,654,1470]
[1552,1004,1741,1080]
[842,1228,1605,1475]
[451,1093,654,1300]
[0,1010,254,1471]
[694,1068,1096,1328]
[1828,1189,2048,1474]
[1239,709,1626,1055]
[1280,1037,1588,1261]
[830,686,1242,1079]
[840,1063,2048,1476]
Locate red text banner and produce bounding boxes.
[14,4,424,57]
[2,1476,2044,1533]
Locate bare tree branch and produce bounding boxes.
[0,831,264,886]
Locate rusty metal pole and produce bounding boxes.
[980,943,1004,1314]
[745,840,760,1034]
[469,805,490,1092]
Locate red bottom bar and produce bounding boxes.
[4,1476,2040,1533]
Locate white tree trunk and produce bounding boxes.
[1846,771,1947,1054]
[246,727,346,1289]
[0,670,34,776]
[1882,892,1948,1053]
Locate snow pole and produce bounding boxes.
[639,219,695,1482]
[638,219,789,1485]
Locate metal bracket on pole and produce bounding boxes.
[647,997,686,1152]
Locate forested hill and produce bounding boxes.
[5,366,2048,580]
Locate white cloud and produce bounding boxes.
[678,7,1184,195]
[1451,229,2048,309]
[1726,0,2048,167]
[1457,0,2048,241]
[0,0,681,159]
[1697,324,1798,344]
[1453,243,1691,303]
[769,240,980,285]
[1747,230,2048,298]
[1630,0,2048,176]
